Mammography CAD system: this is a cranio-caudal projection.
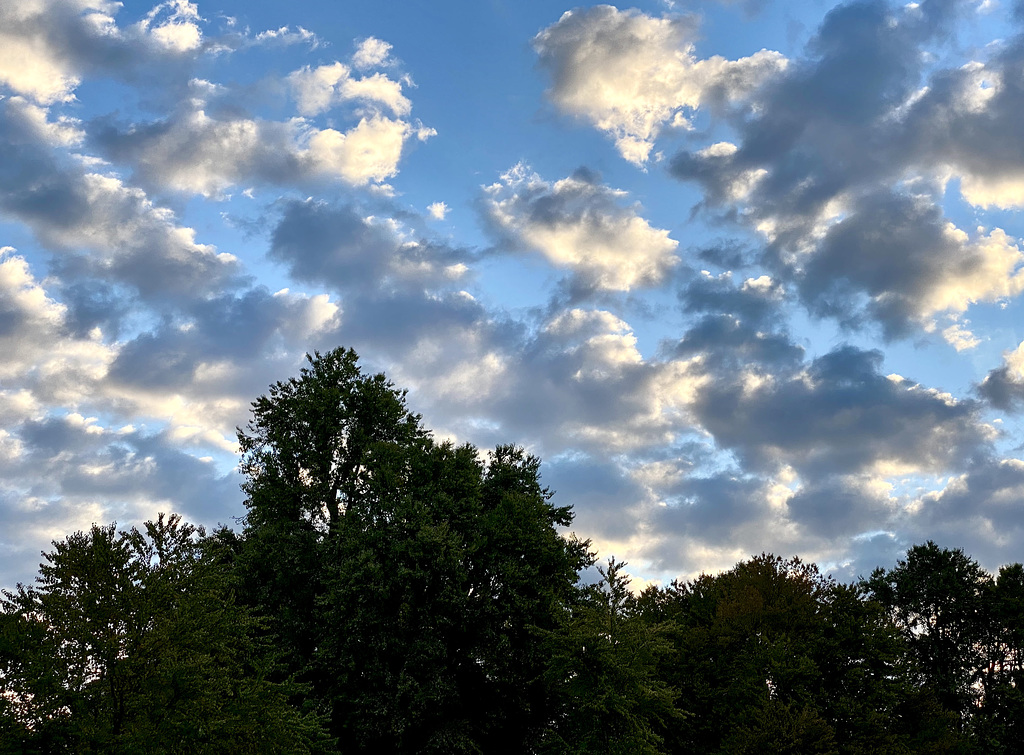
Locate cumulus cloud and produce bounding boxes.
[914,459,1024,559]
[533,5,786,164]
[785,474,897,540]
[0,415,240,588]
[978,339,1024,411]
[92,105,430,196]
[793,191,1024,335]
[447,308,703,455]
[269,198,470,293]
[0,242,340,457]
[0,249,113,405]
[654,0,1024,338]
[0,250,251,546]
[352,37,393,69]
[288,61,410,117]
[903,46,1024,211]
[87,29,432,197]
[0,0,233,105]
[0,0,122,104]
[482,164,679,291]
[691,345,993,479]
[676,270,803,369]
[5,0,1024,596]
[0,97,238,303]
[138,0,204,53]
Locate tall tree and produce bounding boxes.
[234,348,427,679]
[235,348,593,753]
[237,347,427,531]
[865,541,993,724]
[973,562,1024,753]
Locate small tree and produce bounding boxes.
[541,559,679,755]
[0,515,327,754]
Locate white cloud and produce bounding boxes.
[427,201,448,220]
[942,321,981,351]
[97,106,428,195]
[141,0,203,53]
[0,0,119,104]
[352,37,393,69]
[959,173,1024,210]
[252,25,318,47]
[305,115,416,187]
[534,5,786,164]
[483,164,679,290]
[0,249,114,406]
[919,226,1024,317]
[0,99,237,300]
[289,61,410,117]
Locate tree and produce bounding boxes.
[238,347,427,531]
[235,348,593,753]
[972,562,1024,754]
[643,554,920,755]
[541,559,679,755]
[0,514,327,754]
[233,347,428,680]
[865,542,993,723]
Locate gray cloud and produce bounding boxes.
[543,455,652,542]
[0,0,318,107]
[5,0,1024,596]
[691,345,992,478]
[0,97,240,306]
[0,413,240,588]
[785,476,894,539]
[978,366,1024,411]
[882,458,1024,574]
[792,190,1024,337]
[663,0,1024,339]
[655,474,771,542]
[270,199,470,294]
[674,271,804,369]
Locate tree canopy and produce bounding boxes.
[3,348,1023,754]
[0,515,325,754]
[234,348,593,752]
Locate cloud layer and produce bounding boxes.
[3,0,1024,591]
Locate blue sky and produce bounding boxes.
[3,0,1024,589]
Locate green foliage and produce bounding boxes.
[237,347,426,530]
[0,515,328,754]
[233,347,429,685]
[971,562,1024,753]
[865,542,993,722]
[541,559,680,755]
[640,554,920,755]
[234,348,593,753]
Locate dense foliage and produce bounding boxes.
[3,348,1023,753]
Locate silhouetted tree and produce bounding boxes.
[865,542,993,724]
[642,554,921,754]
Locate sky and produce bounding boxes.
[3,0,1024,590]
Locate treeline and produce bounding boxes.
[2,348,1022,754]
